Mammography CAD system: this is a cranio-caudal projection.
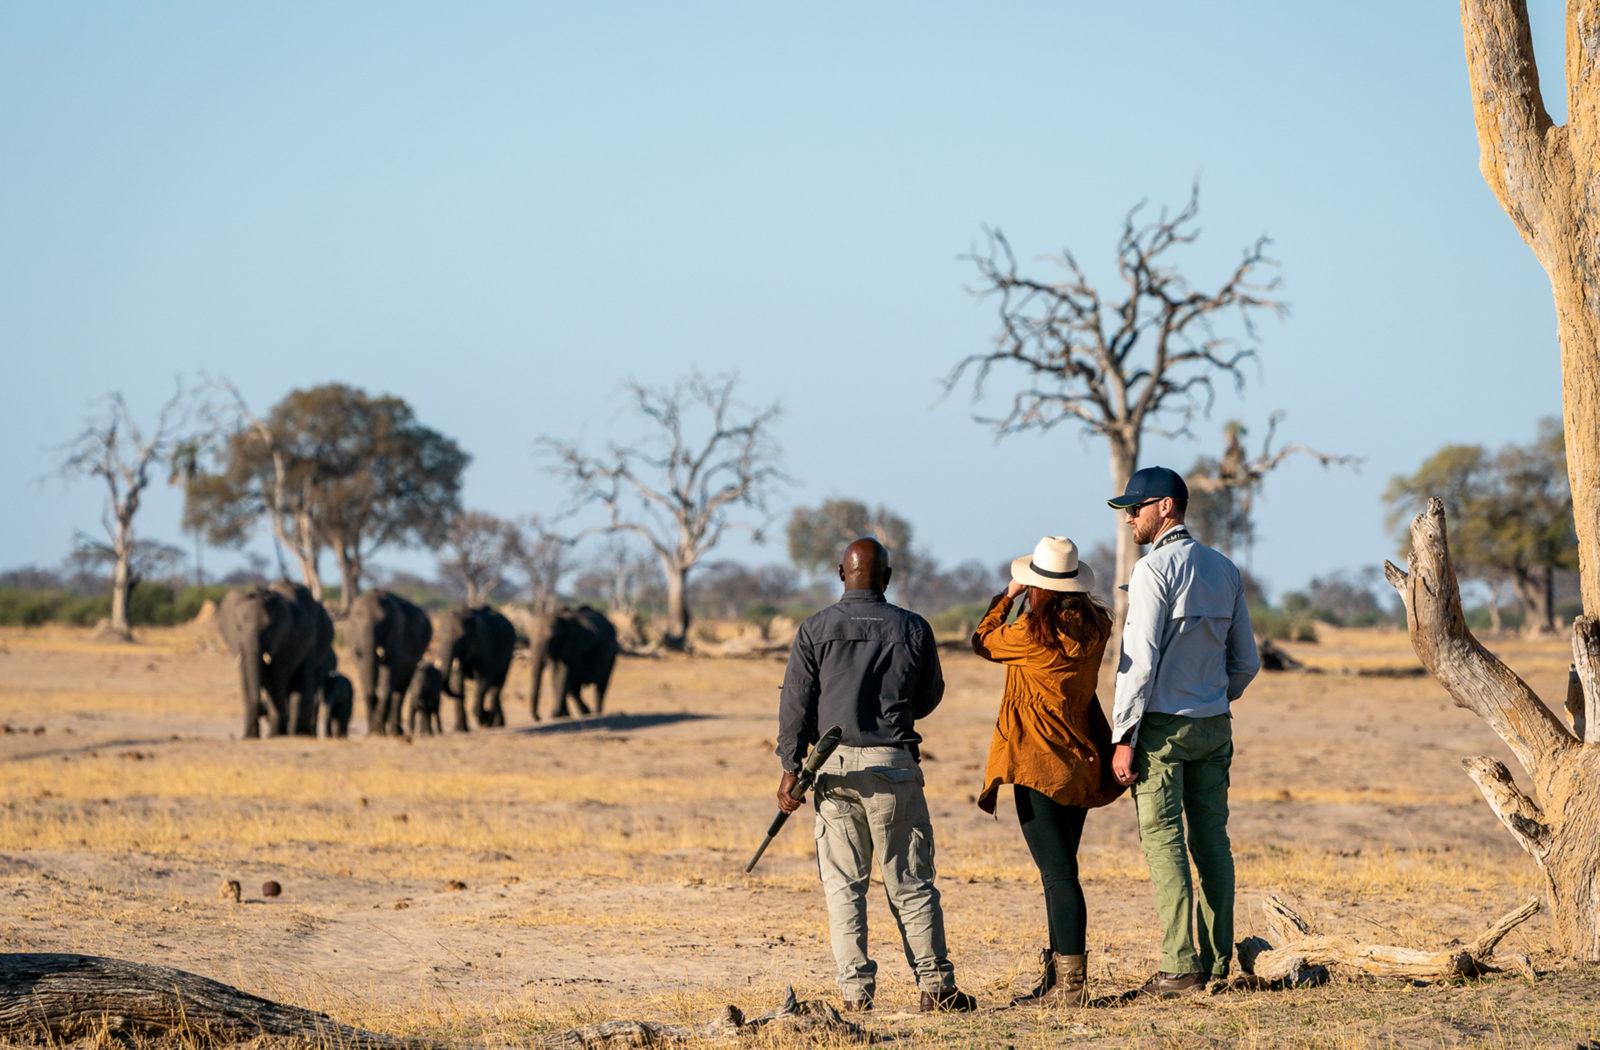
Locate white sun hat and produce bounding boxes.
[1010,536,1096,594]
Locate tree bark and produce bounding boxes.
[108,523,133,640]
[1464,0,1600,616]
[1235,895,1538,983]
[0,953,425,1047]
[1387,499,1600,959]
[663,560,690,652]
[1108,432,1140,633]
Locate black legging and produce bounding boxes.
[1014,786,1088,955]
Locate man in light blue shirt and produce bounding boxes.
[1107,466,1259,997]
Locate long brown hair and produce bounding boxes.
[1024,586,1112,654]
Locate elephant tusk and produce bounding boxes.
[261,652,272,665]
[376,647,386,659]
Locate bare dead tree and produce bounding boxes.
[1187,413,1362,561]
[195,377,325,597]
[949,185,1286,626]
[512,513,578,613]
[438,510,520,605]
[1379,0,1600,962]
[544,371,787,651]
[58,383,190,639]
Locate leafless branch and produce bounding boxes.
[541,371,789,649]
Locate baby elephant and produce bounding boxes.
[407,664,445,736]
[321,672,354,738]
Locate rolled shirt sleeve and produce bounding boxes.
[1112,560,1169,747]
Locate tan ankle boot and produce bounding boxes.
[1053,953,1088,1006]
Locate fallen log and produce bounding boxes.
[0,953,429,1047]
[0,955,862,1050]
[1234,895,1539,985]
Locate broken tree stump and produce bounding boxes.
[0,953,429,1047]
[1235,896,1539,985]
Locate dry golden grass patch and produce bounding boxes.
[5,625,1600,1050]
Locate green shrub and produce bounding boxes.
[931,601,990,635]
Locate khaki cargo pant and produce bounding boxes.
[1132,712,1235,977]
[812,745,956,1001]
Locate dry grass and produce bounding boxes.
[2,624,1599,1049]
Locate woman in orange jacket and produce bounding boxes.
[972,536,1123,1007]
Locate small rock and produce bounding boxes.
[445,880,467,892]
[394,899,411,910]
[218,879,241,903]
[262,880,282,898]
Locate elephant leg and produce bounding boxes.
[551,663,572,718]
[288,680,313,737]
[591,664,615,717]
[566,679,592,717]
[471,678,490,727]
[266,692,290,736]
[451,688,469,733]
[486,683,505,727]
[387,672,412,737]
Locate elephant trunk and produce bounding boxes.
[358,647,382,734]
[239,634,264,738]
[530,647,546,721]
[375,661,394,734]
[445,649,465,699]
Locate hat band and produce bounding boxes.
[1028,561,1078,580]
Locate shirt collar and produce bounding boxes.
[1151,524,1191,548]
[840,588,886,602]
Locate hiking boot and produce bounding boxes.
[840,996,873,1013]
[919,987,978,1013]
[1054,953,1089,1006]
[1138,971,1206,998]
[1011,950,1089,1007]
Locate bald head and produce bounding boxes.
[840,537,891,592]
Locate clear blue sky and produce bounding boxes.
[0,2,1570,599]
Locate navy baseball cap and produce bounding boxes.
[1106,466,1188,509]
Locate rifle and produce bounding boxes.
[745,724,843,873]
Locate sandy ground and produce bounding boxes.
[0,620,1592,1047]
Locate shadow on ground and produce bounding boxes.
[515,712,717,735]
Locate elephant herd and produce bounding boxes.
[216,583,621,739]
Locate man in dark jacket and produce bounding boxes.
[775,538,976,1014]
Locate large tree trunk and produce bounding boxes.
[1512,565,1558,635]
[663,560,690,652]
[1464,0,1600,614]
[1386,500,1600,959]
[109,547,133,639]
[335,545,363,616]
[0,953,423,1048]
[1433,0,1600,961]
[1108,431,1140,633]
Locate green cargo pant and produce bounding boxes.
[1132,712,1234,977]
[812,745,956,1001]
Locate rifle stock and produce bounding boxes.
[744,724,843,873]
